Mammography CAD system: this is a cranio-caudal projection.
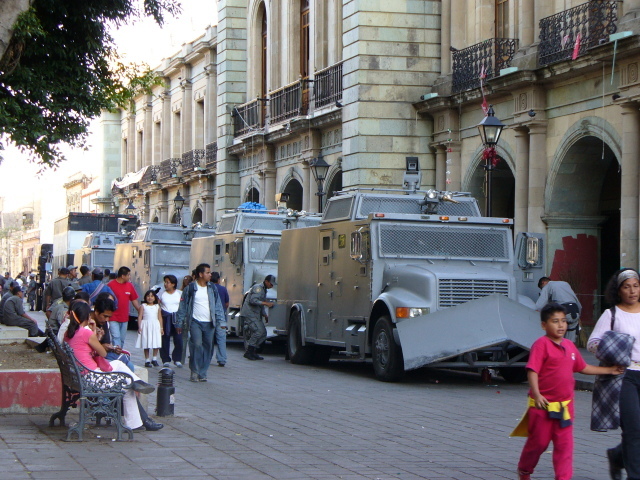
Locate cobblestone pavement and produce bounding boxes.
[0,316,621,480]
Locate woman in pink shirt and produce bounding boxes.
[65,301,162,431]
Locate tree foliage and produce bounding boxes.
[0,0,180,168]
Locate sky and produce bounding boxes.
[0,0,218,222]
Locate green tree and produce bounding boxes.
[0,0,181,167]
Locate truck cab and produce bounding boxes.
[73,232,130,271]
[113,223,214,321]
[190,209,321,337]
[277,184,544,382]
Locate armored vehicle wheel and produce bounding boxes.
[372,316,404,382]
[287,310,314,365]
[500,367,528,384]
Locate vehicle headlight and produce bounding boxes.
[396,307,430,318]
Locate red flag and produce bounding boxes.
[481,97,489,115]
[572,33,582,60]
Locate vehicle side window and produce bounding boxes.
[322,236,330,250]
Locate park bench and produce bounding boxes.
[46,329,134,441]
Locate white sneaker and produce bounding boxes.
[174,361,183,368]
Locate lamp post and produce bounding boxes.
[476,105,505,217]
[126,199,136,214]
[309,153,330,213]
[173,190,185,225]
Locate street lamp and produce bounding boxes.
[310,153,330,213]
[476,105,505,217]
[173,190,185,225]
[126,199,136,214]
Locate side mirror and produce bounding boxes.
[350,228,370,264]
[526,236,540,266]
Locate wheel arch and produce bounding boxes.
[287,303,307,346]
[369,299,393,345]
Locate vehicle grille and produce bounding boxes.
[438,278,509,308]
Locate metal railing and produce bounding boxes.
[233,99,262,137]
[158,158,181,182]
[538,1,617,66]
[205,142,217,169]
[314,61,343,109]
[452,38,519,93]
[182,149,206,172]
[269,79,308,125]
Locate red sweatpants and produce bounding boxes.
[517,402,575,480]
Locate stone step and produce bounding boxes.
[0,326,28,345]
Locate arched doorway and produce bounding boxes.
[170,211,178,224]
[467,156,515,218]
[283,178,303,211]
[546,135,620,329]
[192,208,203,224]
[325,169,343,200]
[246,187,260,203]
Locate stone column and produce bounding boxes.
[534,2,551,38]
[181,80,193,153]
[144,99,153,167]
[434,146,446,190]
[440,0,451,75]
[519,0,534,47]
[162,91,171,161]
[514,127,530,235]
[621,103,640,269]
[205,64,217,146]
[302,161,312,212]
[527,123,547,233]
[127,113,136,173]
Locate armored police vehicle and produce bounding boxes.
[113,223,214,320]
[73,232,131,271]
[276,165,544,382]
[189,208,322,337]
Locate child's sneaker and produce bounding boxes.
[144,361,152,368]
[517,471,531,480]
[151,360,160,367]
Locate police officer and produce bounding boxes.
[535,277,582,341]
[240,275,275,360]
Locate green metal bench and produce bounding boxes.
[47,329,134,441]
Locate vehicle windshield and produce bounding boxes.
[248,238,280,263]
[154,245,191,266]
[377,223,510,261]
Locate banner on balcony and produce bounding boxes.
[111,166,149,189]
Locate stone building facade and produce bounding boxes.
[111,0,640,327]
[415,0,640,327]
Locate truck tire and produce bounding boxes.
[372,316,404,382]
[287,310,314,365]
[500,367,528,384]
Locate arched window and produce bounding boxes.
[192,208,203,224]
[283,179,303,211]
[246,187,260,203]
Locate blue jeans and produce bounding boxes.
[214,324,227,365]
[109,321,128,348]
[106,351,135,371]
[189,320,215,379]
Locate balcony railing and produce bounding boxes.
[538,1,617,66]
[158,158,181,183]
[111,180,123,196]
[314,62,343,109]
[269,79,308,125]
[234,99,262,137]
[206,142,217,169]
[452,38,519,93]
[140,165,160,188]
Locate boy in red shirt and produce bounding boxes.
[517,303,624,480]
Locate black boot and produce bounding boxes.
[143,418,164,431]
[243,346,258,360]
[253,345,264,360]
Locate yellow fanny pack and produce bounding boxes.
[510,397,572,437]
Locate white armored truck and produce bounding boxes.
[276,167,544,382]
[74,232,131,271]
[190,208,322,337]
[114,223,214,320]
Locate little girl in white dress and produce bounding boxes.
[136,290,163,367]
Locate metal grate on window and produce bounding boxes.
[438,278,510,308]
[248,238,280,263]
[239,215,289,232]
[377,224,509,261]
[358,196,481,218]
[323,197,354,222]
[217,216,237,234]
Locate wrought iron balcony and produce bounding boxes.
[314,61,343,109]
[538,1,617,67]
[233,98,262,137]
[205,142,217,169]
[158,158,181,183]
[140,165,160,188]
[181,149,207,173]
[269,78,309,125]
[452,38,518,93]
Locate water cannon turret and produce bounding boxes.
[418,189,460,214]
